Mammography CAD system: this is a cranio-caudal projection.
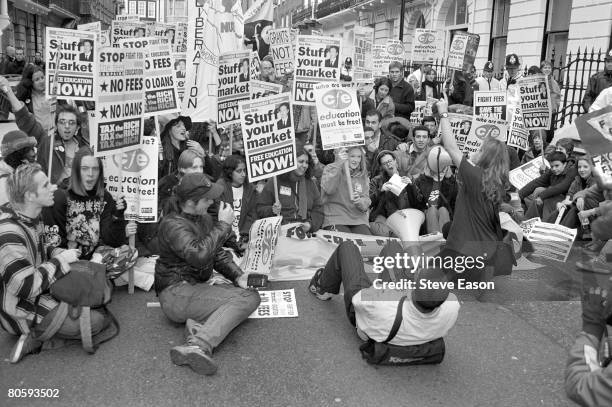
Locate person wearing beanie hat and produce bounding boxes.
[583,48,612,112]
[0,130,37,205]
[307,240,459,355]
[155,172,260,376]
[475,61,501,91]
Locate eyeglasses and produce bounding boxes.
[58,119,77,126]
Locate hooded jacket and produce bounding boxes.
[321,152,371,227]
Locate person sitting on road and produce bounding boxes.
[257,146,324,232]
[308,241,459,357]
[321,146,371,235]
[41,147,134,261]
[0,130,37,206]
[159,149,206,216]
[0,163,101,363]
[155,173,260,376]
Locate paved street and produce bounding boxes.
[0,249,586,407]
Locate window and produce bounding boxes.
[387,20,394,39]
[543,0,570,69]
[445,0,468,27]
[147,1,156,19]
[128,1,137,15]
[489,0,510,75]
[137,1,146,17]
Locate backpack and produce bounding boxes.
[359,296,446,365]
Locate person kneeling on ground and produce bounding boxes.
[308,241,459,355]
[155,173,261,375]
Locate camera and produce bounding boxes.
[247,273,268,288]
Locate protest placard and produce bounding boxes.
[373,44,389,78]
[250,80,283,99]
[103,127,159,223]
[518,74,551,130]
[217,51,252,127]
[386,40,405,64]
[474,91,506,120]
[509,157,550,190]
[269,28,294,76]
[411,29,443,62]
[91,47,145,157]
[250,51,261,81]
[592,152,612,175]
[314,83,364,150]
[577,106,612,156]
[146,22,176,41]
[507,105,530,151]
[240,216,282,276]
[174,21,188,53]
[463,116,508,156]
[174,52,186,102]
[78,21,101,44]
[100,30,110,47]
[447,32,480,71]
[353,26,374,83]
[441,113,473,151]
[524,221,577,262]
[115,14,140,22]
[249,289,298,319]
[293,35,342,106]
[111,20,147,47]
[239,93,297,182]
[45,27,97,101]
[520,217,541,236]
[411,101,427,125]
[119,37,181,116]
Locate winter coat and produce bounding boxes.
[369,172,425,222]
[567,175,596,200]
[389,79,415,120]
[361,96,395,120]
[582,68,612,112]
[518,165,578,201]
[414,173,458,215]
[154,211,242,294]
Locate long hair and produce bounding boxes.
[293,147,314,179]
[69,146,105,198]
[15,65,44,102]
[222,154,247,182]
[474,138,509,206]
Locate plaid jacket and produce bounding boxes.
[0,206,69,335]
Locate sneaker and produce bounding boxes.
[170,345,218,375]
[9,333,42,364]
[309,268,333,300]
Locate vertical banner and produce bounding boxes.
[518,74,551,130]
[244,0,274,60]
[440,113,473,151]
[507,105,530,151]
[314,83,364,150]
[293,35,342,106]
[372,44,389,78]
[473,91,507,120]
[119,37,181,116]
[411,29,443,62]
[91,47,144,157]
[239,92,297,182]
[46,28,98,101]
[269,28,294,76]
[250,80,283,99]
[463,116,508,156]
[218,51,252,126]
[103,124,159,223]
[353,26,374,83]
[111,20,147,46]
[447,32,480,71]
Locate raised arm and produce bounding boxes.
[437,93,463,167]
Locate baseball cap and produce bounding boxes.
[176,173,224,202]
[505,54,520,68]
[483,61,494,72]
[1,130,36,157]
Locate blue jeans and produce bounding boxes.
[159,281,260,351]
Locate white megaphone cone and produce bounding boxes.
[385,209,425,270]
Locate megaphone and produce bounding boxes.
[427,145,453,174]
[386,209,425,243]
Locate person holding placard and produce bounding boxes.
[256,146,324,233]
[321,147,371,235]
[159,116,206,179]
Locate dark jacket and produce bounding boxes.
[14,104,88,184]
[365,131,401,176]
[256,172,324,232]
[389,79,415,120]
[154,212,242,294]
[518,165,578,201]
[449,72,479,106]
[418,80,440,101]
[369,172,424,221]
[4,59,25,75]
[414,173,458,215]
[582,68,612,112]
[215,177,257,239]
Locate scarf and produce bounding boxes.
[287,171,308,220]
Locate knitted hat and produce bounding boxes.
[1,130,36,157]
[483,61,494,72]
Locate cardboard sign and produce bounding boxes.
[439,113,472,151]
[463,116,508,157]
[447,32,480,71]
[174,21,188,53]
[173,52,187,102]
[509,157,550,190]
[385,40,405,64]
[239,92,297,182]
[372,44,389,77]
[353,26,374,83]
[217,51,252,127]
[269,28,294,76]
[577,106,612,156]
[293,35,342,106]
[518,74,552,130]
[45,27,98,101]
[250,80,283,99]
[250,51,261,81]
[146,22,176,41]
[111,20,147,47]
[91,47,145,157]
[411,101,427,125]
[78,21,102,44]
[249,289,298,319]
[507,105,530,151]
[592,152,612,175]
[474,91,507,120]
[314,82,364,150]
[524,221,577,262]
[240,216,282,276]
[103,123,159,223]
[411,29,443,62]
[119,37,181,116]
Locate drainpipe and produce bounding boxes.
[0,0,10,35]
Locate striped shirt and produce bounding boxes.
[0,207,68,335]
